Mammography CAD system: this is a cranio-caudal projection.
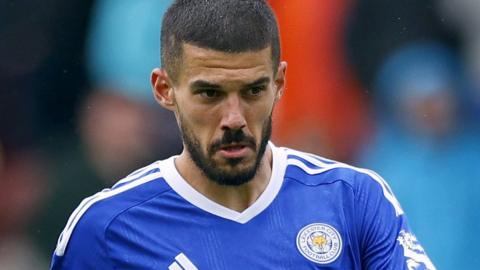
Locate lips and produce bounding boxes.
[218,143,250,158]
[220,144,246,151]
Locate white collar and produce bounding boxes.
[160,142,287,224]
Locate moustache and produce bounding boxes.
[209,129,256,153]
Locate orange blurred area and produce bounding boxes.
[269,0,371,161]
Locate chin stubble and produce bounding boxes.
[179,114,272,186]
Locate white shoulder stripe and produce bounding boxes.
[285,148,335,167]
[54,171,163,256]
[352,167,404,216]
[128,161,161,177]
[287,159,333,175]
[286,151,403,217]
[112,168,160,189]
[113,162,161,188]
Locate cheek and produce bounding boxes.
[180,102,220,145]
[248,101,274,136]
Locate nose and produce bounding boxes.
[220,95,247,131]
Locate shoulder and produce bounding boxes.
[283,147,377,186]
[281,147,403,216]
[54,160,172,257]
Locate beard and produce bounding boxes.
[178,113,272,186]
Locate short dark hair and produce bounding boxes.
[161,0,280,82]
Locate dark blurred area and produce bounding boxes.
[0,0,478,269]
[1,1,95,268]
[0,0,181,268]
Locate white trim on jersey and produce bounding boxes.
[168,262,183,270]
[112,161,161,188]
[403,245,436,270]
[285,149,404,217]
[161,142,287,224]
[168,253,199,270]
[175,253,199,270]
[286,148,338,167]
[54,170,163,256]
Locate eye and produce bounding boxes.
[247,85,266,96]
[198,89,220,99]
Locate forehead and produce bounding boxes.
[177,43,274,85]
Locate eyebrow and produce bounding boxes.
[190,80,221,90]
[190,77,271,91]
[245,77,270,88]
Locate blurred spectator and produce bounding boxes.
[0,0,94,138]
[86,0,169,103]
[438,0,480,117]
[345,0,458,90]
[31,0,182,260]
[0,236,48,270]
[0,150,49,270]
[78,90,179,182]
[269,0,371,162]
[1,0,95,265]
[0,142,3,174]
[358,41,480,269]
[81,0,181,182]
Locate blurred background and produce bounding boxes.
[0,0,478,269]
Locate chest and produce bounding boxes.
[106,185,360,269]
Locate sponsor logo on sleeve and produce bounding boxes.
[397,230,436,270]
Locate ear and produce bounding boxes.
[151,68,176,111]
[274,61,287,102]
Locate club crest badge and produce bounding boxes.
[296,223,342,264]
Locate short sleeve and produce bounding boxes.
[354,170,436,270]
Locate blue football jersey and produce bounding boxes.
[51,143,435,269]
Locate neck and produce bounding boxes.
[174,146,273,212]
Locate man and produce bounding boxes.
[51,0,435,269]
